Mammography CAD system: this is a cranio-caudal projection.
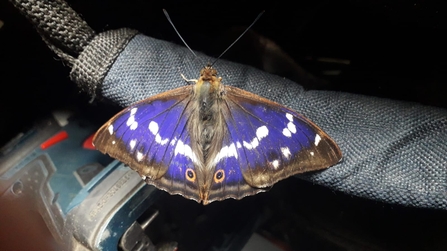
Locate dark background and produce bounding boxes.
[1,0,447,147]
[1,1,447,250]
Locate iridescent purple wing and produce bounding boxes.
[207,129,266,202]
[207,86,342,202]
[93,86,202,202]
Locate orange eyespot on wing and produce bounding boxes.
[213,169,225,183]
[185,168,196,182]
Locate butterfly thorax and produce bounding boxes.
[189,67,226,186]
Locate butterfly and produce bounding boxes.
[93,65,342,205]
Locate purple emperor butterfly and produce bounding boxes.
[93,65,342,205]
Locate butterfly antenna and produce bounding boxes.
[163,9,197,58]
[210,10,265,67]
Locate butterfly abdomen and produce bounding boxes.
[190,67,226,164]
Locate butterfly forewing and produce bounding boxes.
[93,86,203,202]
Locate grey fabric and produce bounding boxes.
[99,34,447,210]
[70,29,139,95]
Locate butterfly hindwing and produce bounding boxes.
[207,128,267,203]
[93,86,202,202]
[214,86,342,189]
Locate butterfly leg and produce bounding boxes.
[180,74,197,84]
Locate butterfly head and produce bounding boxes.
[194,66,222,93]
[200,65,217,79]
